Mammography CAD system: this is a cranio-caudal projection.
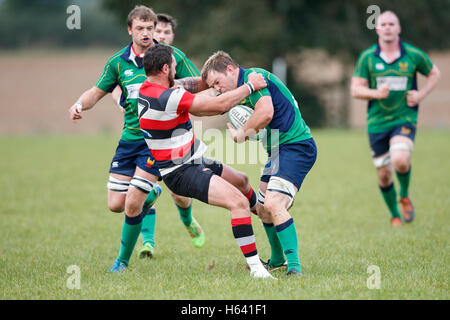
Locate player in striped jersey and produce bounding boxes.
[138,44,274,278]
[68,6,207,272]
[351,11,440,227]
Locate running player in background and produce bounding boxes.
[138,44,274,278]
[351,11,440,227]
[68,6,207,272]
[201,51,317,277]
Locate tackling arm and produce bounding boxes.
[174,77,209,93]
[189,72,267,117]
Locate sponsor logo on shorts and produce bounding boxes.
[401,126,411,135]
[145,158,155,168]
[112,161,119,168]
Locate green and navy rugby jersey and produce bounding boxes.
[237,67,312,151]
[95,41,200,142]
[354,40,434,133]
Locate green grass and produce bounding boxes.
[0,129,449,299]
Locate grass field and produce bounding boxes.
[0,129,448,300]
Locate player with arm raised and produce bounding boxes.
[68,6,208,272]
[138,44,274,278]
[201,51,317,277]
[351,11,440,227]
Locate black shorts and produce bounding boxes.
[162,157,223,204]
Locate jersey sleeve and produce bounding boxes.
[174,88,195,114]
[95,58,119,93]
[171,46,200,78]
[353,51,370,79]
[411,47,434,76]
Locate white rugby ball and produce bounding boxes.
[228,105,266,141]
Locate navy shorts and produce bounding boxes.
[368,123,416,158]
[260,138,317,190]
[162,157,223,204]
[109,139,161,178]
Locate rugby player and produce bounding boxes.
[138,44,274,279]
[69,6,207,272]
[201,51,317,277]
[351,11,440,227]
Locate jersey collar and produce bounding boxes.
[237,66,246,87]
[374,39,406,65]
[120,40,159,68]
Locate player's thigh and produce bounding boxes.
[207,175,248,213]
[220,164,249,193]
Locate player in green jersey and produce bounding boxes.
[351,11,440,227]
[105,9,206,263]
[201,51,317,276]
[68,6,207,272]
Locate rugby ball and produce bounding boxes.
[228,105,266,141]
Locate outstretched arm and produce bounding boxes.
[189,72,267,116]
[174,77,209,93]
[68,86,107,121]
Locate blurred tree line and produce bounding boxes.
[2,0,449,127]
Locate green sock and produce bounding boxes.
[379,183,401,218]
[117,214,143,266]
[140,208,156,247]
[396,166,411,199]
[275,218,301,273]
[262,222,285,266]
[143,188,159,212]
[176,203,193,227]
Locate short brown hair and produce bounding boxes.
[157,13,177,32]
[127,5,157,28]
[201,51,239,82]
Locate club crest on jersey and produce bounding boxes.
[124,69,134,77]
[146,157,155,168]
[399,62,408,72]
[375,63,385,70]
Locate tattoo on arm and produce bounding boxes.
[174,77,202,93]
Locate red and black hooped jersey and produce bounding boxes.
[138,80,206,175]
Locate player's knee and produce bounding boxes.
[228,192,249,211]
[108,201,124,213]
[170,191,191,208]
[378,168,392,186]
[232,171,249,193]
[392,157,410,173]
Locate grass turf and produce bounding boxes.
[0,129,448,299]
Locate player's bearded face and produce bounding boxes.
[128,18,155,49]
[168,56,176,87]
